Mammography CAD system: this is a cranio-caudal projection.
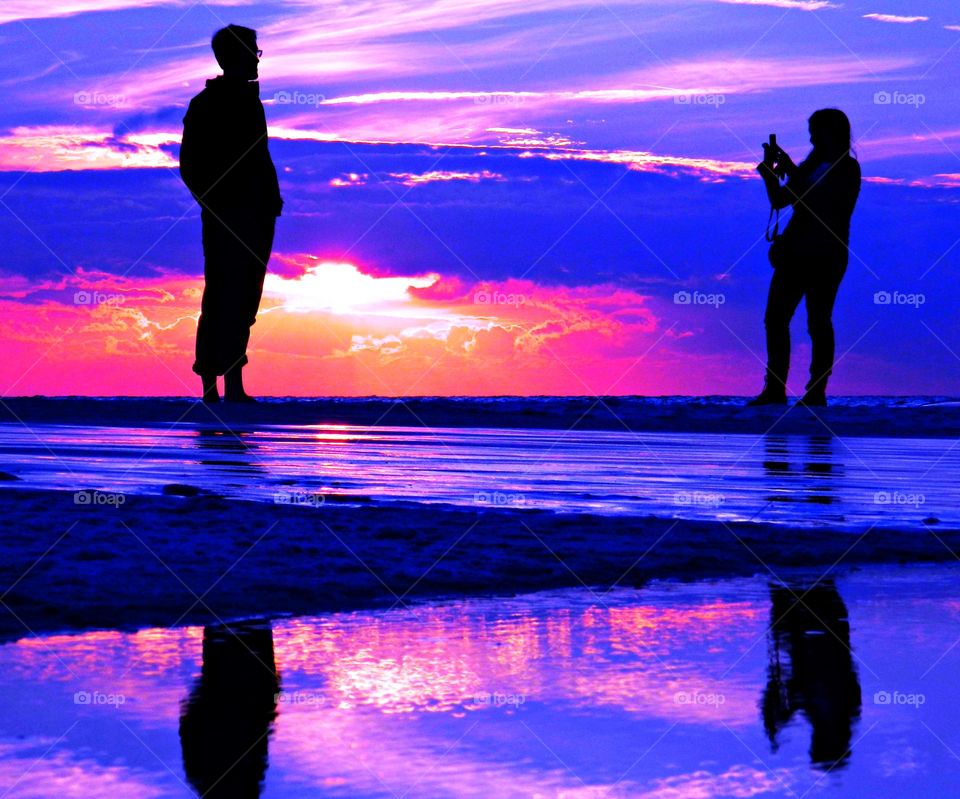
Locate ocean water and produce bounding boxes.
[0,420,956,528]
[1,566,958,798]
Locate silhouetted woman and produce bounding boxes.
[762,581,861,769]
[749,109,861,407]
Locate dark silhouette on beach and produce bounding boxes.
[194,427,265,477]
[179,620,280,797]
[180,24,283,404]
[749,109,861,408]
[762,581,861,770]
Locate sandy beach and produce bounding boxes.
[2,398,959,797]
[2,481,958,639]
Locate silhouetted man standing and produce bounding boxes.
[180,621,280,797]
[180,24,282,403]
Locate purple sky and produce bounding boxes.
[0,0,957,395]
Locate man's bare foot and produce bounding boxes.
[223,366,254,402]
[224,392,257,403]
[201,373,219,404]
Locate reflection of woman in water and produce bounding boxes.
[762,581,861,769]
[749,109,861,408]
[762,435,841,507]
[180,620,279,798]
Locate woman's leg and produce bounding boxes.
[762,267,805,395]
[804,265,845,398]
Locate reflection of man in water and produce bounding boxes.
[179,620,279,797]
[194,428,265,477]
[762,581,861,769]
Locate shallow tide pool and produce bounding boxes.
[1,566,959,798]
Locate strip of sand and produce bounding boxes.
[1,487,956,639]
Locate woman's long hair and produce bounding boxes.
[803,108,854,170]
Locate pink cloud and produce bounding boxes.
[717,0,838,9]
[864,173,960,189]
[863,13,929,24]
[0,0,246,24]
[329,172,369,187]
[857,127,960,162]
[299,53,911,113]
[527,147,758,180]
[387,169,504,186]
[0,257,700,396]
[0,126,177,171]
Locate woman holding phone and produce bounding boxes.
[749,108,861,407]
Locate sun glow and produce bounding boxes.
[264,260,440,316]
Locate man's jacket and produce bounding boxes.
[180,76,282,217]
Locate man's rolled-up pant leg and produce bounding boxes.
[233,215,274,374]
[193,211,276,377]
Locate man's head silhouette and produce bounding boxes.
[212,25,260,81]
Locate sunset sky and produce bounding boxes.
[0,0,957,396]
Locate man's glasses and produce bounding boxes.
[256,49,263,57]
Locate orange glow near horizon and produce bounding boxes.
[0,254,714,396]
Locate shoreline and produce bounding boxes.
[1,395,959,437]
[1,486,957,640]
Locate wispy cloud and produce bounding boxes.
[388,169,504,186]
[716,0,838,10]
[0,126,178,170]
[0,0,248,25]
[526,147,758,180]
[329,172,369,188]
[283,52,910,111]
[863,13,929,24]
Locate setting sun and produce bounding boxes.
[263,259,440,316]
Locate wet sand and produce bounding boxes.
[1,486,958,639]
[1,567,959,797]
[2,395,959,437]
